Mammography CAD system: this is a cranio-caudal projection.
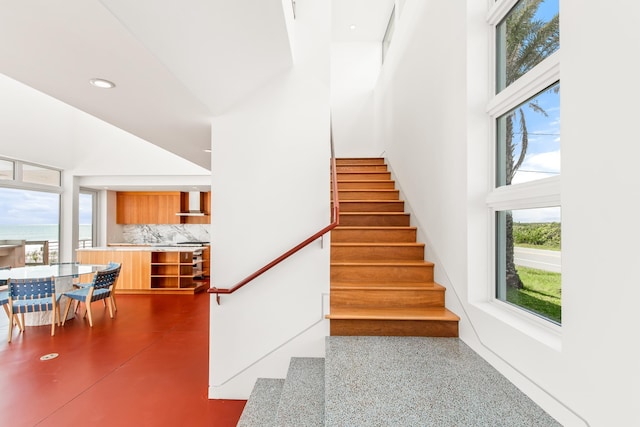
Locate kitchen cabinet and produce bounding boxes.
[77,248,205,294]
[116,192,181,224]
[202,246,210,277]
[116,191,211,224]
[150,251,196,289]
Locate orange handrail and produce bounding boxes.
[208,129,339,304]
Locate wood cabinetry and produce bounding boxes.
[77,249,151,292]
[77,249,204,294]
[202,246,210,277]
[150,251,196,289]
[116,191,211,224]
[116,192,181,224]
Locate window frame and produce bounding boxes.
[0,156,62,193]
[79,188,98,249]
[486,0,561,328]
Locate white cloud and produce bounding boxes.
[512,150,560,184]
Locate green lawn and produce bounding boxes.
[507,266,562,324]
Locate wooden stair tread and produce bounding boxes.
[331,260,434,267]
[332,242,424,247]
[336,180,395,183]
[339,212,407,215]
[334,189,397,192]
[326,307,460,321]
[335,226,415,230]
[336,157,385,162]
[338,198,403,202]
[331,281,443,291]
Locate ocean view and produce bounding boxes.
[0,224,93,241]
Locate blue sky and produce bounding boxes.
[510,83,560,185]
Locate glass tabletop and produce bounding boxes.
[0,263,107,281]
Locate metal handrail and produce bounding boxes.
[208,124,339,304]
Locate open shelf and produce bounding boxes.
[150,251,195,289]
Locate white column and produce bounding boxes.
[59,173,79,262]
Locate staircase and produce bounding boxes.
[236,159,561,426]
[327,157,459,337]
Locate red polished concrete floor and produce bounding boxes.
[0,290,246,427]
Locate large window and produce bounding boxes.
[488,0,560,325]
[0,157,63,264]
[0,187,61,264]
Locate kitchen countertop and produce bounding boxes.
[77,246,203,252]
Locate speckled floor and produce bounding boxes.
[324,336,561,427]
[239,336,561,426]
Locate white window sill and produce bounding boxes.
[471,300,562,352]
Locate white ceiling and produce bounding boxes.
[332,0,395,42]
[0,0,395,172]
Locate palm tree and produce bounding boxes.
[502,0,559,289]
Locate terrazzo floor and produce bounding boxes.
[324,336,561,426]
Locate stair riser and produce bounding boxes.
[329,319,459,337]
[337,181,396,190]
[330,264,433,282]
[336,165,388,172]
[334,190,399,200]
[331,289,444,309]
[331,245,424,261]
[335,158,385,165]
[338,201,405,212]
[337,172,391,181]
[332,228,417,243]
[339,213,411,227]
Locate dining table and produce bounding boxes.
[0,263,107,326]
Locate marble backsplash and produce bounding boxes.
[122,224,210,244]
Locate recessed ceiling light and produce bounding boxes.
[204,149,212,153]
[349,25,357,30]
[89,78,116,89]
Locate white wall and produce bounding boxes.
[557,1,640,425]
[375,0,640,426]
[208,0,331,399]
[330,42,381,157]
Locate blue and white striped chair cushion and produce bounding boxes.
[64,286,110,302]
[12,297,60,313]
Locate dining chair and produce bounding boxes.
[62,263,121,327]
[73,262,121,312]
[6,276,60,343]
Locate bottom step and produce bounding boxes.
[237,378,284,427]
[237,358,325,427]
[275,357,325,426]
